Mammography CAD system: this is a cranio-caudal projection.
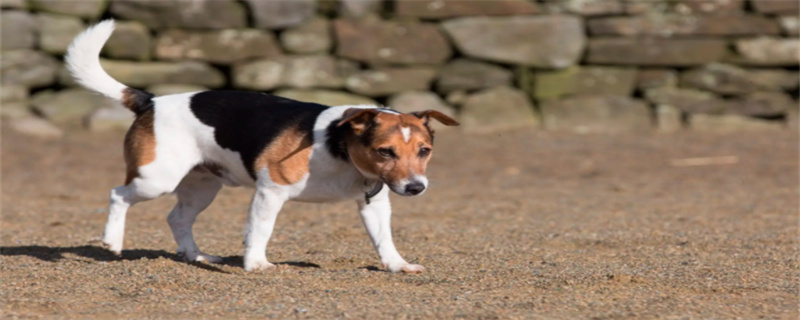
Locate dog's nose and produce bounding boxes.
[405,182,425,195]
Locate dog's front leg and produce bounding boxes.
[243,187,286,272]
[357,188,424,273]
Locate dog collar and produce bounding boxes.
[364,180,383,204]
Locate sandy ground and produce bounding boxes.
[1,126,798,319]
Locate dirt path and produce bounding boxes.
[2,127,797,319]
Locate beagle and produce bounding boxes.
[65,20,458,273]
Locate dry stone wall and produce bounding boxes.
[1,0,798,137]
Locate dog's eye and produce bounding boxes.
[376,148,396,158]
[418,147,431,157]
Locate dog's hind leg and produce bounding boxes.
[102,172,188,254]
[167,170,223,263]
[102,110,199,254]
[103,166,191,254]
[102,185,137,254]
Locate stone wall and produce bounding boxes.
[2,0,798,137]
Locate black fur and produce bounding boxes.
[325,119,351,162]
[189,91,328,179]
[358,123,380,147]
[423,124,434,145]
[325,115,384,162]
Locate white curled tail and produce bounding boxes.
[65,19,126,102]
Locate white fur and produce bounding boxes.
[401,127,410,143]
[357,187,423,273]
[243,169,288,271]
[65,20,127,101]
[414,174,429,191]
[72,20,424,273]
[102,186,131,254]
[378,108,401,115]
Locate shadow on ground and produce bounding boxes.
[0,245,326,273]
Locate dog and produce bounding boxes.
[64,20,459,273]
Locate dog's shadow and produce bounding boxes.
[0,245,324,274]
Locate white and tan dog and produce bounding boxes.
[65,20,459,273]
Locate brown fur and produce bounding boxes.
[121,88,140,112]
[254,126,314,185]
[123,110,156,185]
[347,112,434,185]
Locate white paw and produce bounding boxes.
[384,262,425,274]
[244,258,276,272]
[179,250,223,264]
[101,237,122,255]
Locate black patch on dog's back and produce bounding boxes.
[189,91,328,179]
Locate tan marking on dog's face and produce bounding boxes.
[123,110,156,185]
[254,126,313,185]
[347,113,434,190]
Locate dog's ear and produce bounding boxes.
[411,110,460,126]
[337,108,380,135]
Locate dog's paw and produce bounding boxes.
[384,262,425,274]
[179,250,223,264]
[244,259,276,272]
[100,239,122,256]
[196,254,223,264]
[400,264,425,274]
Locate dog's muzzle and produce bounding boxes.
[389,175,428,196]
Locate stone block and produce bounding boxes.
[442,16,585,68]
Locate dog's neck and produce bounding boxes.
[362,179,383,204]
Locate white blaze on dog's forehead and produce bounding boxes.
[401,126,410,143]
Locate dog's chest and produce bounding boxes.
[290,162,366,203]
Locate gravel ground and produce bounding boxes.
[1,127,798,319]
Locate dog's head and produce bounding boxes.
[337,108,459,196]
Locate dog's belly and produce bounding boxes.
[198,144,260,188]
[193,163,247,187]
[194,159,364,203]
